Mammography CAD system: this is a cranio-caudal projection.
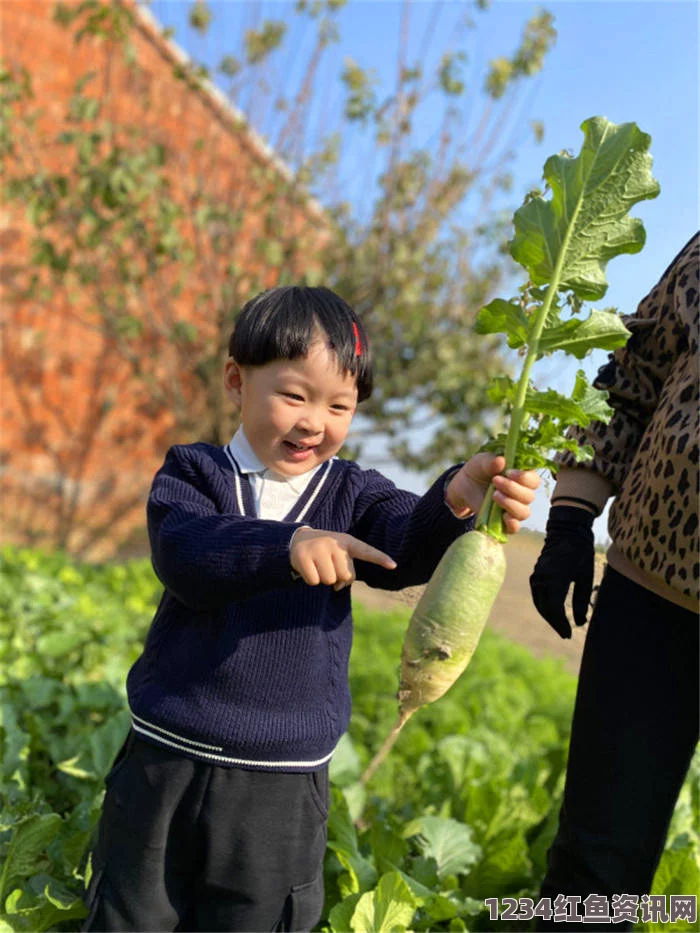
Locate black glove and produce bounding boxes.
[529,505,595,639]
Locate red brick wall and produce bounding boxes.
[1,0,328,557]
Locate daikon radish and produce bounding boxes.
[360,117,659,784]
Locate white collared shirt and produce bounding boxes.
[227,427,324,521]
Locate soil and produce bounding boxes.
[351,531,606,676]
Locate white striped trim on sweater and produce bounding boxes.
[130,712,335,769]
[295,460,332,522]
[224,446,246,513]
[130,711,223,750]
[223,445,334,523]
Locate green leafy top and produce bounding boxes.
[511,117,659,300]
[473,116,659,539]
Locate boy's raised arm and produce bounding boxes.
[349,467,474,591]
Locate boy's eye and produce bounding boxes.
[331,404,350,411]
[283,392,304,401]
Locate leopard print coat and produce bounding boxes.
[553,232,699,612]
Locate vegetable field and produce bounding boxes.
[1,546,698,931]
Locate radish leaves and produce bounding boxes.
[475,116,660,539]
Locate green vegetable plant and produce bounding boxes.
[3,550,698,931]
[361,116,660,783]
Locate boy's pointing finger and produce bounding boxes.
[347,537,397,569]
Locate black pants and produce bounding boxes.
[537,567,699,931]
[83,734,329,932]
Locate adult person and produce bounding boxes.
[529,232,699,930]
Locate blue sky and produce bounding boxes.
[149,0,698,538]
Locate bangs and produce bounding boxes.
[229,286,373,402]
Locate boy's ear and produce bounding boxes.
[224,357,244,405]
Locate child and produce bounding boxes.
[83,285,539,932]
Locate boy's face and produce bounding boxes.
[224,339,358,477]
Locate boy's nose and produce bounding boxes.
[297,413,324,436]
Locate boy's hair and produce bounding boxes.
[229,286,373,402]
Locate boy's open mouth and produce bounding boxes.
[283,440,318,452]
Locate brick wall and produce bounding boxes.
[1,0,329,558]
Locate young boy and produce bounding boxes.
[83,286,539,932]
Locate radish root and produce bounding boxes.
[360,709,415,784]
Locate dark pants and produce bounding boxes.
[83,733,329,932]
[537,567,699,931]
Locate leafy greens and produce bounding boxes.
[474,116,660,540]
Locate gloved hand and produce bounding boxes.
[529,505,595,639]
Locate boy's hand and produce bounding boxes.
[446,453,540,534]
[290,528,397,591]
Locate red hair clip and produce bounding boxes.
[352,321,362,357]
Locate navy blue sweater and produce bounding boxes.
[126,443,474,771]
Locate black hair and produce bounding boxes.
[229,286,373,402]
